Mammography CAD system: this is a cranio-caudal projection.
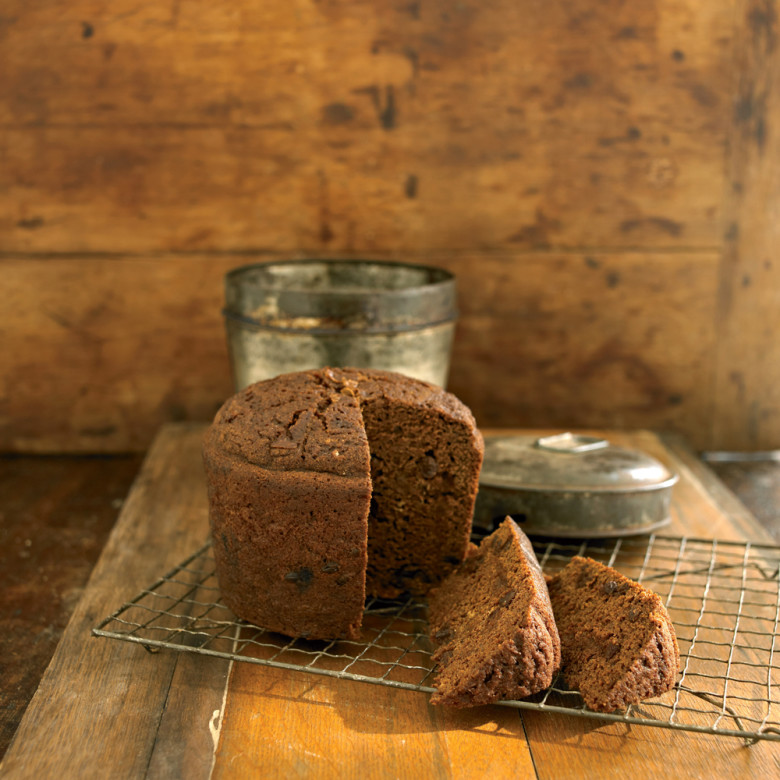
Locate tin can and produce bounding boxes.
[473,433,679,538]
[222,259,457,389]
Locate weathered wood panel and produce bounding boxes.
[214,662,538,780]
[1,256,236,452]
[2,425,777,778]
[712,0,780,451]
[1,0,779,452]
[0,425,217,778]
[0,251,719,452]
[445,252,720,437]
[0,453,143,758]
[0,0,731,253]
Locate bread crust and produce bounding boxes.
[547,556,680,712]
[203,367,484,640]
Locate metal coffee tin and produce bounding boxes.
[222,259,457,390]
[474,433,678,538]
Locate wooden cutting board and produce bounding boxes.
[2,424,777,779]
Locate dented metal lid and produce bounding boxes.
[480,433,677,493]
[474,433,679,537]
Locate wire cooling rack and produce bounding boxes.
[93,534,780,744]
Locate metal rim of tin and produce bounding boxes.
[223,259,458,335]
[488,510,675,540]
[224,258,456,291]
[479,433,679,493]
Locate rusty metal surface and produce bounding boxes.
[474,434,678,537]
[223,260,457,389]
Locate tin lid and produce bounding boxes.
[480,433,678,493]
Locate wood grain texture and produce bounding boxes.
[521,710,779,780]
[2,425,779,779]
[661,432,776,542]
[712,0,780,450]
[0,0,730,254]
[0,251,720,452]
[0,425,216,778]
[145,635,232,779]
[1,0,779,453]
[446,252,720,437]
[0,453,142,759]
[213,664,537,780]
[1,256,236,452]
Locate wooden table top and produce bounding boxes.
[2,424,778,779]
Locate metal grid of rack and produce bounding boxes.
[93,534,780,743]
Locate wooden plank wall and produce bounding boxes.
[1,0,778,453]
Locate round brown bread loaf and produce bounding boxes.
[547,556,680,713]
[427,517,561,707]
[203,367,484,641]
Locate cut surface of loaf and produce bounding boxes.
[547,556,680,713]
[203,367,483,641]
[427,517,561,707]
